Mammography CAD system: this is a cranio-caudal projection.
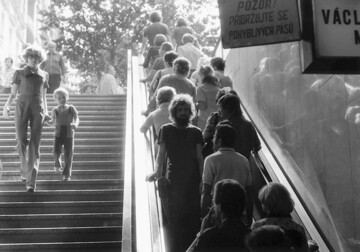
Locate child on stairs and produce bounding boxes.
[47,87,79,181]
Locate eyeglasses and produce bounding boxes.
[28,54,41,60]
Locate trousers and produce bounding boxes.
[53,126,74,177]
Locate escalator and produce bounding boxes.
[128,44,349,251]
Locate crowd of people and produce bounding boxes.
[140,10,318,252]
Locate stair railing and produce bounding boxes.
[123,49,166,252]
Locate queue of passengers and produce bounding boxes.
[140,9,318,252]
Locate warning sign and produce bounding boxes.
[218,0,301,48]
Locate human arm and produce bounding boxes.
[146,141,165,181]
[140,69,156,83]
[140,114,153,133]
[196,143,204,178]
[201,183,212,218]
[2,84,18,119]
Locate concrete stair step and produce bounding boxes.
[0,138,124,145]
[0,145,122,153]
[0,179,123,191]
[0,126,123,133]
[0,241,122,252]
[0,201,122,215]
[1,160,122,170]
[0,152,123,162]
[0,120,124,126]
[1,169,122,180]
[0,131,124,138]
[0,213,122,228]
[0,226,122,243]
[0,189,122,202]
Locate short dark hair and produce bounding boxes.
[160,42,174,52]
[176,18,188,27]
[247,225,291,252]
[210,57,226,71]
[154,34,167,47]
[173,57,190,76]
[215,88,238,103]
[150,11,162,22]
[164,52,178,67]
[169,94,196,123]
[218,93,242,116]
[214,124,236,148]
[258,182,294,217]
[213,179,246,219]
[182,33,195,44]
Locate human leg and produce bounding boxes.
[15,101,30,180]
[27,107,44,190]
[62,137,74,180]
[53,136,63,172]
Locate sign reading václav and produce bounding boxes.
[218,0,301,48]
[314,0,360,57]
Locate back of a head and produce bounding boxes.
[150,11,162,22]
[199,65,218,85]
[213,179,246,219]
[154,34,167,47]
[160,42,174,52]
[218,93,242,116]
[176,18,188,27]
[247,225,292,252]
[215,88,238,104]
[210,57,226,71]
[164,51,179,67]
[258,182,294,217]
[214,124,236,148]
[156,86,176,105]
[182,33,195,44]
[173,57,190,76]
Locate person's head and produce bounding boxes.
[159,42,174,56]
[149,11,162,23]
[210,57,226,71]
[258,182,294,217]
[176,18,188,27]
[154,34,167,47]
[199,65,218,86]
[53,87,69,106]
[106,65,115,76]
[247,225,292,252]
[217,93,242,118]
[182,33,195,44]
[22,45,46,68]
[196,56,211,71]
[47,41,56,53]
[4,57,13,68]
[173,57,190,76]
[164,51,178,67]
[213,179,246,219]
[213,124,236,150]
[156,86,176,105]
[215,88,238,104]
[169,94,196,127]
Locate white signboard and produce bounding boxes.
[314,0,360,57]
[218,0,301,48]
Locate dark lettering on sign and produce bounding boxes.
[321,9,360,25]
[277,10,288,21]
[355,30,360,44]
[236,0,275,12]
[229,11,274,26]
[322,9,330,24]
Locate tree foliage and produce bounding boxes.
[39,0,220,92]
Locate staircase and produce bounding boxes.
[0,94,126,251]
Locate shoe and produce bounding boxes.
[26,188,34,192]
[20,177,26,182]
[63,176,70,181]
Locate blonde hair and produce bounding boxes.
[53,87,69,100]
